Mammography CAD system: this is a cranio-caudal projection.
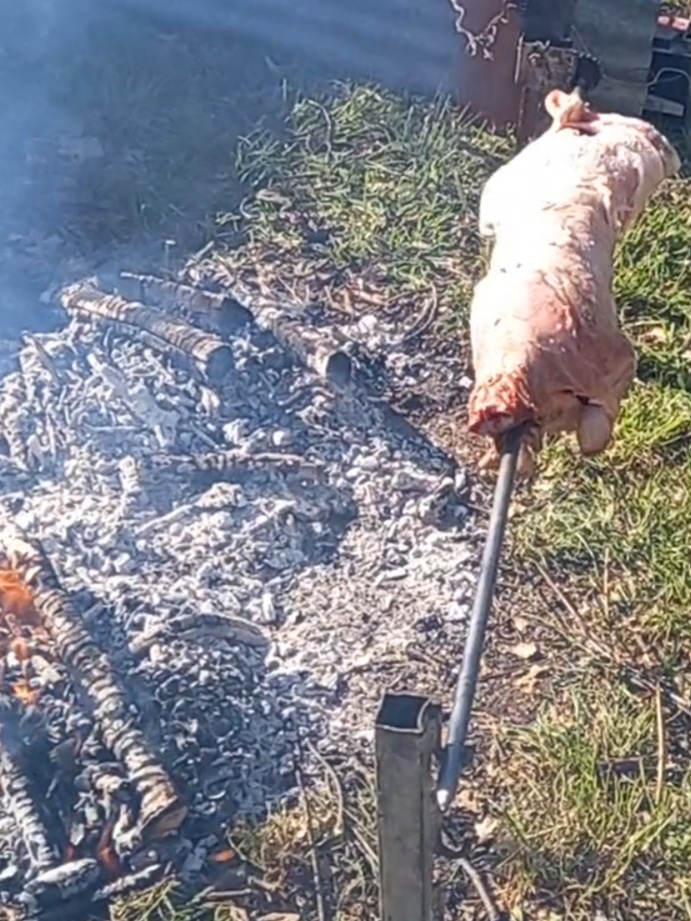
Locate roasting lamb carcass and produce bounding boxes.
[467,88,681,473]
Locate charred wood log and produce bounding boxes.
[59,282,234,385]
[0,521,188,841]
[147,448,323,480]
[218,282,353,386]
[119,273,353,386]
[0,372,31,471]
[20,858,101,914]
[18,863,164,921]
[128,610,270,659]
[90,862,163,903]
[118,272,251,335]
[0,696,58,876]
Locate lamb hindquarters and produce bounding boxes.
[467,88,681,473]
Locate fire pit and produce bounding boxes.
[0,272,477,916]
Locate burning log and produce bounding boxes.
[117,272,251,334]
[59,282,234,385]
[0,696,58,876]
[0,524,188,841]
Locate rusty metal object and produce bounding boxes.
[453,0,524,131]
[452,0,590,138]
[375,693,441,921]
[515,37,580,143]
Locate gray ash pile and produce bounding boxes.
[0,274,478,915]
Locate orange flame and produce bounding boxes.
[9,636,32,663]
[0,568,40,626]
[208,847,236,864]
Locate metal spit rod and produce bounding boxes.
[437,425,524,812]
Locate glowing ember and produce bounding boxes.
[0,567,41,626]
[9,636,32,663]
[208,847,236,864]
[96,817,120,879]
[10,679,40,706]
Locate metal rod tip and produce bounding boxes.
[436,789,451,813]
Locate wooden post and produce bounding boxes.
[375,693,441,921]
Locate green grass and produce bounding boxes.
[514,179,691,651]
[498,680,691,916]
[212,84,511,321]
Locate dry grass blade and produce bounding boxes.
[295,755,327,921]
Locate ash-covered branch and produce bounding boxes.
[0,696,58,876]
[221,282,354,386]
[18,860,164,921]
[117,271,251,335]
[0,373,32,471]
[0,520,187,841]
[119,273,353,386]
[59,282,234,385]
[146,448,323,480]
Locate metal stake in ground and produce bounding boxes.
[437,425,524,812]
[375,693,441,921]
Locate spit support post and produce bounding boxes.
[375,693,442,921]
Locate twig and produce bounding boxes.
[439,825,502,921]
[535,562,691,720]
[402,288,439,343]
[343,807,379,873]
[654,685,666,806]
[535,562,617,662]
[305,739,345,838]
[458,857,501,921]
[295,758,328,921]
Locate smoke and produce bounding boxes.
[0,0,456,338]
[0,0,99,333]
[0,0,293,337]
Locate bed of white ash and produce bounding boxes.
[0,290,481,893]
